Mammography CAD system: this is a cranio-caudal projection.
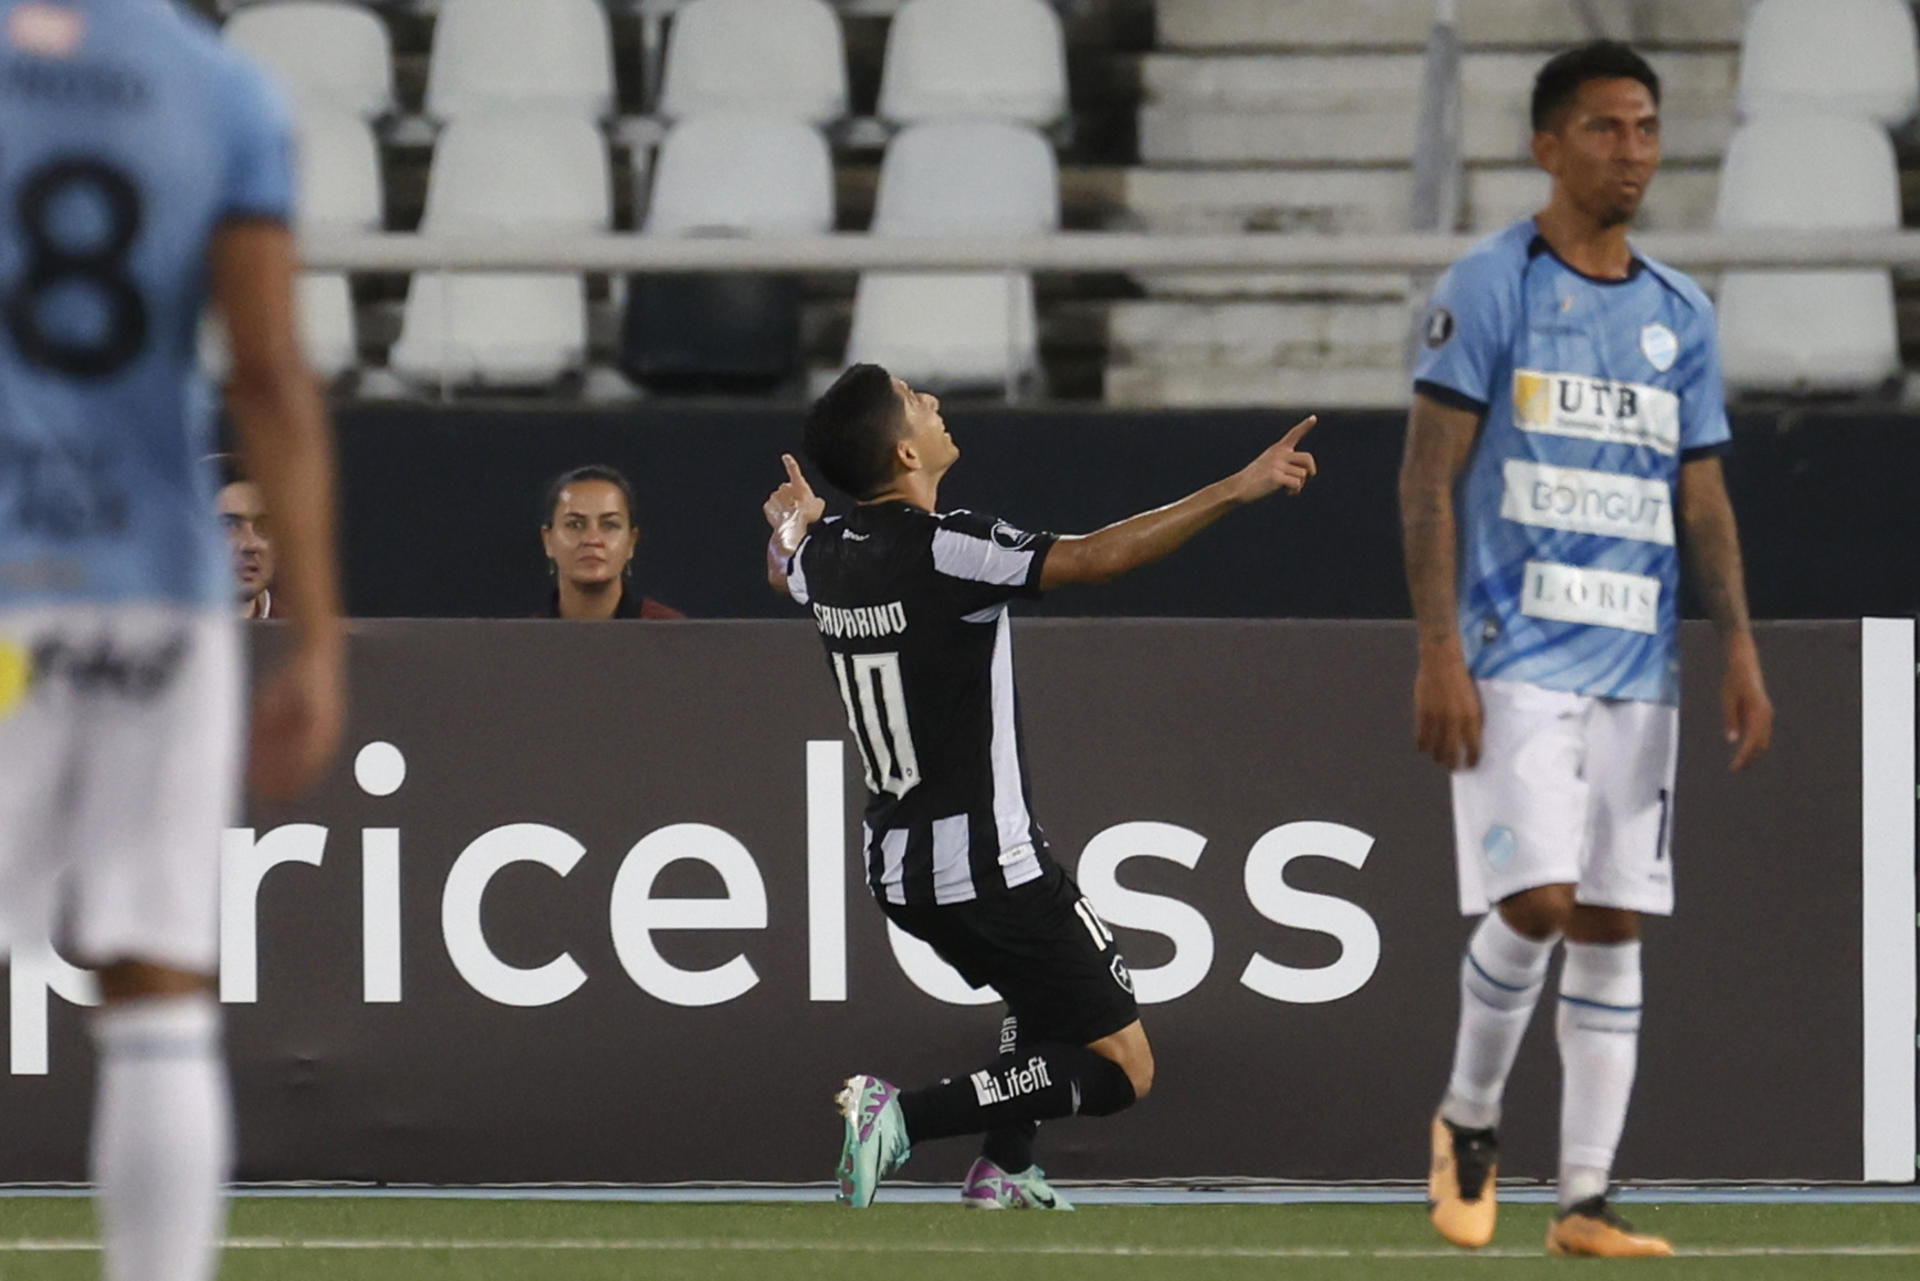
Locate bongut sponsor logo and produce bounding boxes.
[1500,460,1674,546]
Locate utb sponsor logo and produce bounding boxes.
[1511,369,1680,455]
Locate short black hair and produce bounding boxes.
[204,452,246,489]
[803,364,906,500]
[1531,40,1660,133]
[542,464,637,527]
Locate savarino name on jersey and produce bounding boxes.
[812,601,908,639]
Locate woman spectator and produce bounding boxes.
[536,465,684,620]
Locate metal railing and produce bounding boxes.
[299,229,1920,273]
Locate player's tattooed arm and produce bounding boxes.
[764,453,825,594]
[1679,456,1773,770]
[1039,415,1317,590]
[1399,394,1483,769]
[1676,456,1752,637]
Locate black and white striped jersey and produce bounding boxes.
[786,501,1057,907]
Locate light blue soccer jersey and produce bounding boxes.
[0,0,295,608]
[1412,218,1731,705]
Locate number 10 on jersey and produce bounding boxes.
[832,651,921,798]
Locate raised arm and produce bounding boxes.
[212,220,346,800]
[764,453,825,595]
[1399,392,1483,768]
[1038,415,1318,590]
[1678,456,1772,770]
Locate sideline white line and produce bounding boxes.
[1,1238,1918,1259]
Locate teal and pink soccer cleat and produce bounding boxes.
[834,1075,911,1207]
[959,1157,1074,1210]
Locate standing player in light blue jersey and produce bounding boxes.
[1399,42,1773,1259]
[0,2,344,1278]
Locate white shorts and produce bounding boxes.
[0,605,241,973]
[1451,678,1678,917]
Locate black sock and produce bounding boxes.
[981,1121,1038,1172]
[980,1015,1036,1171]
[897,1043,1136,1145]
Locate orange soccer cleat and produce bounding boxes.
[1545,1197,1674,1258]
[1427,1113,1499,1249]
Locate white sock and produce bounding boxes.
[90,995,232,1281]
[1556,940,1643,1210]
[1439,912,1558,1131]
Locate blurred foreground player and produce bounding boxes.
[1399,41,1771,1258]
[0,3,345,1278]
[764,364,1317,1207]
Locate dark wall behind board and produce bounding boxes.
[330,405,1919,621]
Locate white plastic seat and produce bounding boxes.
[224,0,393,120]
[293,275,359,378]
[846,121,1058,394]
[390,114,610,387]
[877,0,1067,127]
[291,108,380,377]
[201,274,359,381]
[626,115,833,389]
[1738,0,1919,126]
[1714,113,1901,392]
[657,0,848,124]
[202,107,376,381]
[295,107,383,233]
[425,0,614,122]
[646,114,834,234]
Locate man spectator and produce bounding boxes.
[212,455,274,619]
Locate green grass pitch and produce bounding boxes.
[0,1198,1915,1280]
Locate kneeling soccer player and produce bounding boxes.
[765,364,1319,1207]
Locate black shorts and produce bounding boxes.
[879,863,1139,1046]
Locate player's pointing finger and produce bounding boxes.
[782,453,807,486]
[1279,414,1318,449]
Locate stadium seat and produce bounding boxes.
[644,114,834,237]
[295,107,384,233]
[202,273,359,383]
[202,106,375,382]
[877,0,1068,127]
[1713,113,1901,393]
[624,114,835,392]
[390,114,610,388]
[223,0,393,120]
[293,108,380,379]
[424,0,615,123]
[292,275,360,379]
[656,0,848,125]
[845,121,1058,395]
[1737,0,1920,127]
